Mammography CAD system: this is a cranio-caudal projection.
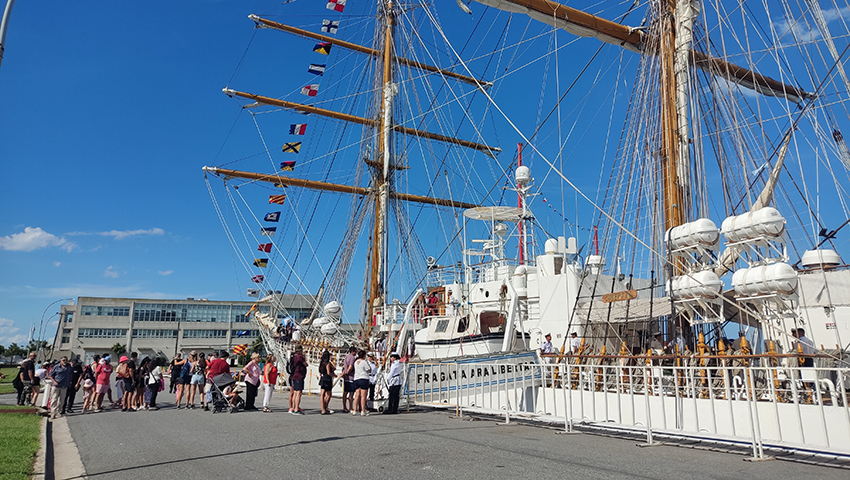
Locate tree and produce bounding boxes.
[0,345,6,358]
[251,338,266,356]
[7,343,26,359]
[27,340,48,352]
[111,343,127,357]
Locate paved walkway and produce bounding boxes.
[14,391,837,480]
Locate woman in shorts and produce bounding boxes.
[188,352,205,409]
[171,353,188,409]
[318,350,336,415]
[352,350,372,416]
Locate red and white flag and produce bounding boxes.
[301,84,319,97]
[326,0,346,12]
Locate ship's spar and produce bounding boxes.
[207,4,500,332]
[207,0,811,333]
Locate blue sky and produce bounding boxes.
[2,1,849,346]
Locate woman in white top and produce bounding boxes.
[352,350,372,416]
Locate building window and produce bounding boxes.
[133,303,185,322]
[182,329,227,339]
[78,328,128,338]
[65,312,74,323]
[81,306,129,317]
[61,337,70,344]
[132,329,178,339]
[233,305,270,322]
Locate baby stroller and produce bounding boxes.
[209,373,245,414]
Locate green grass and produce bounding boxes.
[0,367,18,395]
[0,412,40,480]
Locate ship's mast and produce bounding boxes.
[367,1,396,330]
[659,0,685,232]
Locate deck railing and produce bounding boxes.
[405,359,850,460]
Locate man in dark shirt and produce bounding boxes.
[17,352,37,405]
[288,346,308,415]
[64,357,84,414]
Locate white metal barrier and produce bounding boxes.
[406,360,850,460]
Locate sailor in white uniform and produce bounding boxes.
[540,333,555,363]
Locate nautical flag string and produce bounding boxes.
[326,0,346,12]
[253,258,269,268]
[540,197,589,232]
[281,142,301,153]
[233,344,248,355]
[289,123,307,135]
[269,194,287,204]
[281,160,296,171]
[301,84,319,96]
[261,227,277,236]
[258,243,273,253]
[251,275,264,283]
[264,211,281,222]
[308,64,325,76]
[313,42,332,55]
[246,288,260,298]
[321,19,339,33]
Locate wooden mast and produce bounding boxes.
[659,0,684,231]
[368,0,396,330]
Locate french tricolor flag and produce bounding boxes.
[289,124,307,135]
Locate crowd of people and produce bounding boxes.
[11,345,405,418]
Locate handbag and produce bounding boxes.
[158,378,165,392]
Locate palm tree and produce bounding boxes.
[251,337,266,356]
[111,343,127,357]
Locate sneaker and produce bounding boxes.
[361,412,369,417]
[289,410,297,415]
[292,410,304,415]
[94,408,103,413]
[351,410,358,416]
[327,410,335,414]
[342,409,350,413]
[288,408,294,413]
[151,407,160,411]
[176,405,183,409]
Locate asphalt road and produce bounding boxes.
[36,392,848,480]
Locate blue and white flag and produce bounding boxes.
[308,64,325,76]
[321,19,339,34]
[264,211,281,222]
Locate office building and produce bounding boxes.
[53,294,314,363]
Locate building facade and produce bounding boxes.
[54,294,314,363]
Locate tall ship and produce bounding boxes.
[205,0,849,456]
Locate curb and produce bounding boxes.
[32,416,48,480]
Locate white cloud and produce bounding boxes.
[67,228,165,240]
[0,317,28,346]
[104,266,119,278]
[0,227,75,252]
[775,6,850,44]
[158,270,173,276]
[54,261,61,267]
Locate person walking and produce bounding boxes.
[46,356,72,419]
[383,352,403,414]
[352,350,372,416]
[288,346,307,414]
[318,350,336,415]
[241,353,261,411]
[262,354,278,413]
[64,357,84,414]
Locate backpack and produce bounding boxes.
[180,361,192,378]
[117,363,128,378]
[286,356,295,375]
[83,365,95,382]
